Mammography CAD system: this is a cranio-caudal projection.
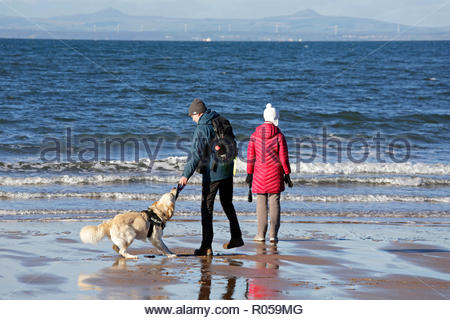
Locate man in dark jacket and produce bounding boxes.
[179,98,244,256]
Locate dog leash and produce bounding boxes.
[175,183,184,200]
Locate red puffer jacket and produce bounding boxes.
[247,122,291,194]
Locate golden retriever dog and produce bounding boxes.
[80,187,177,259]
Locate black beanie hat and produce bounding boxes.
[188,98,206,116]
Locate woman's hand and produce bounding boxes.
[284,174,293,188]
[245,174,253,187]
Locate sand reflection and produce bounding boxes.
[247,243,281,299]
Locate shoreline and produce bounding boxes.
[0,217,448,299]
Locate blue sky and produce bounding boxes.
[1,0,449,27]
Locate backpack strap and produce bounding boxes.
[211,116,225,138]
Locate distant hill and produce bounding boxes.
[0,8,448,41]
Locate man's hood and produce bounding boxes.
[198,109,219,125]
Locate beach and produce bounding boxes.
[0,39,449,302]
[1,215,448,300]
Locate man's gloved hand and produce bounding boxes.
[284,174,293,188]
[245,174,253,187]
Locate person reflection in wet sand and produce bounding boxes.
[247,243,280,299]
[198,256,212,300]
[222,259,242,300]
[255,243,279,270]
[197,256,242,300]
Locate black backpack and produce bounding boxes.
[196,115,238,173]
[211,115,238,170]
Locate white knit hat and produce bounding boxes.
[263,103,279,126]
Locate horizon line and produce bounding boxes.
[1,7,449,29]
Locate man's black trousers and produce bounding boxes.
[200,177,242,248]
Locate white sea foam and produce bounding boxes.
[0,157,188,173]
[0,157,449,187]
[0,174,201,186]
[1,191,449,203]
[1,157,449,176]
[1,174,448,186]
[0,209,448,219]
[283,194,450,203]
[290,161,450,175]
[292,176,450,186]
[235,158,450,175]
[0,209,120,216]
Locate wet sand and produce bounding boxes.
[0,217,449,299]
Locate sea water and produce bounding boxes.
[0,39,449,222]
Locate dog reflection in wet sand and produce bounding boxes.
[80,188,177,259]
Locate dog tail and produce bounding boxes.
[80,221,111,244]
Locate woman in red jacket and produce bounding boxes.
[247,103,293,243]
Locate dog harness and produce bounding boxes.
[142,209,165,238]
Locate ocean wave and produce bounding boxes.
[138,87,174,94]
[0,118,23,124]
[1,157,449,176]
[0,209,448,220]
[308,111,369,121]
[0,174,199,186]
[0,173,449,187]
[0,209,120,217]
[0,156,187,173]
[1,191,449,203]
[292,176,450,187]
[282,162,450,175]
[393,113,450,125]
[282,194,450,203]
